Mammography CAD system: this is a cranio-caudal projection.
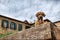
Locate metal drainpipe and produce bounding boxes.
[50,22,56,40]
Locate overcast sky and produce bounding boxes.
[0,0,60,23]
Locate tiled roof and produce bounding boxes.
[0,15,34,25]
[0,15,24,23]
[54,21,60,23]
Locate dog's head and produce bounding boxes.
[36,12,45,23]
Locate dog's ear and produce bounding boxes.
[36,12,39,17]
[42,13,46,17]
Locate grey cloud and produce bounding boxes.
[0,0,60,23]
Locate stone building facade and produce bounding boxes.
[0,15,33,33]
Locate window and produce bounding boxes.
[25,26,30,29]
[10,22,16,30]
[18,24,22,31]
[2,20,9,28]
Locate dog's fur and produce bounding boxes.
[35,12,45,27]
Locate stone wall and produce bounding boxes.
[0,22,52,40]
[1,22,60,40]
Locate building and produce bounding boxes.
[54,21,60,29]
[0,15,33,33]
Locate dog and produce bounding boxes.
[35,11,45,27]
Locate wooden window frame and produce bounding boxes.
[10,22,16,30]
[2,20,9,28]
[25,25,30,29]
[18,24,22,31]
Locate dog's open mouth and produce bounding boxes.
[38,17,43,23]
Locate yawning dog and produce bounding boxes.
[35,11,45,27]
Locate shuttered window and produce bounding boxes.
[10,22,16,30]
[18,24,22,31]
[25,26,30,29]
[2,20,9,28]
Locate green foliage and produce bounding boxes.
[6,31,13,35]
[0,34,6,38]
[0,31,13,38]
